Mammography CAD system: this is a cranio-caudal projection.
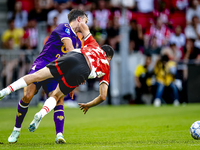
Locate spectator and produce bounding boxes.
[111,7,134,26]
[144,17,171,48]
[106,16,120,52]
[186,0,200,24]
[110,0,135,9]
[134,54,156,104]
[90,18,107,46]
[153,1,170,25]
[153,55,180,107]
[38,0,54,10]
[169,26,186,49]
[1,38,22,88]
[16,0,34,13]
[135,0,155,13]
[1,57,19,88]
[1,19,24,49]
[171,0,188,11]
[47,1,70,25]
[183,38,200,63]
[93,0,111,30]
[7,1,28,28]
[129,19,144,52]
[161,43,182,62]
[21,19,38,50]
[185,16,200,48]
[28,0,49,22]
[144,36,161,56]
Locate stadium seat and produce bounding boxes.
[169,12,186,30]
[133,13,153,30]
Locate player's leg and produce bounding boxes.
[41,79,66,143]
[54,98,66,144]
[29,84,65,132]
[0,67,53,100]
[8,83,37,143]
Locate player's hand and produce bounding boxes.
[78,103,89,114]
[69,90,74,99]
[79,22,90,38]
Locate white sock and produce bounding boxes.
[1,78,27,96]
[39,97,57,118]
[57,132,63,136]
[13,127,21,132]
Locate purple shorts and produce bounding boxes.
[29,61,59,95]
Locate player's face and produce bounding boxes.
[77,16,88,32]
[80,15,88,24]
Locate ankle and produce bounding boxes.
[57,132,63,136]
[13,127,21,132]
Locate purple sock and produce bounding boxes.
[54,105,65,134]
[15,99,29,128]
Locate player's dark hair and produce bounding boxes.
[101,45,114,59]
[68,9,87,23]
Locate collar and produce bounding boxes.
[69,24,77,36]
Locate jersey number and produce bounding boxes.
[56,44,68,59]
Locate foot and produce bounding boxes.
[8,130,20,143]
[28,112,42,132]
[55,134,66,144]
[0,90,7,100]
[154,98,161,107]
[173,99,180,106]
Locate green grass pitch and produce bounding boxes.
[0,104,200,150]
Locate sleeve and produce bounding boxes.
[99,71,110,86]
[168,61,177,75]
[186,9,192,22]
[84,33,99,47]
[1,31,9,42]
[55,24,72,42]
[134,65,142,77]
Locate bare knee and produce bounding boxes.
[22,93,34,103]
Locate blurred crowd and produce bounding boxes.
[1,0,200,106]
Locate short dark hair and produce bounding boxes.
[101,45,114,59]
[145,53,152,57]
[68,9,87,23]
[7,18,14,24]
[161,55,169,62]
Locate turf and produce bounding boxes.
[0,104,200,150]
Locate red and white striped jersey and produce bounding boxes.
[145,25,171,46]
[81,34,110,85]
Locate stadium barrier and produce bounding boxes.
[0,49,39,107]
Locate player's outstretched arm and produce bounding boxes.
[78,83,108,114]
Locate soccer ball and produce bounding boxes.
[190,121,200,140]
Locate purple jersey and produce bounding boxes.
[29,23,82,94]
[30,23,82,71]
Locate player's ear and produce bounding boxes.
[77,16,82,22]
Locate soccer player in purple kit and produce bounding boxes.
[7,9,88,144]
